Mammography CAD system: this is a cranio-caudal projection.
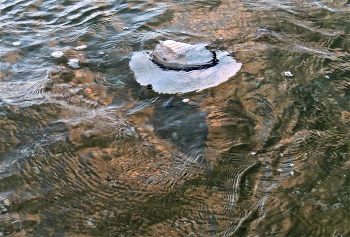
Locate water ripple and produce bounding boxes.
[1,0,350,236]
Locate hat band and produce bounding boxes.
[149,51,219,72]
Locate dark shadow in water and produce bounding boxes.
[151,97,208,163]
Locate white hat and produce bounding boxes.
[129,40,242,94]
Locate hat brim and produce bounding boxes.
[129,50,242,94]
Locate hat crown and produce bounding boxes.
[150,40,217,70]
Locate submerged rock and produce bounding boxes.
[51,51,65,58]
[129,40,242,94]
[74,45,88,50]
[68,59,80,68]
[12,41,21,46]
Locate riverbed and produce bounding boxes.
[1,0,350,236]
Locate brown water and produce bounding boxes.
[0,0,350,236]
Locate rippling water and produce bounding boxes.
[1,0,350,236]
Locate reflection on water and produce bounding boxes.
[1,0,350,236]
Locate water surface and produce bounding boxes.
[1,0,350,236]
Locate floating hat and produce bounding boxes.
[129,40,242,94]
